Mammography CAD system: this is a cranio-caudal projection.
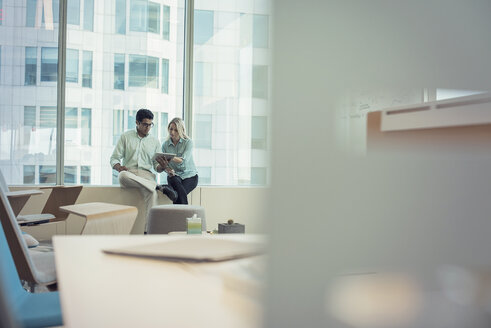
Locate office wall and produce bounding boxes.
[11,186,267,240]
[267,0,491,327]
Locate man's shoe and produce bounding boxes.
[158,185,178,202]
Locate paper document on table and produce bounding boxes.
[102,238,266,262]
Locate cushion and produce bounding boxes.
[21,231,39,248]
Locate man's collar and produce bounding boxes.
[135,128,149,139]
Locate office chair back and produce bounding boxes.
[0,214,62,328]
[0,186,56,286]
[0,168,9,194]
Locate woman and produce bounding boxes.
[156,118,198,204]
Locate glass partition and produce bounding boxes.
[192,0,271,185]
[64,0,186,185]
[0,0,59,185]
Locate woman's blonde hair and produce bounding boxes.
[168,117,189,140]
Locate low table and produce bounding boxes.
[53,235,264,328]
[59,202,137,235]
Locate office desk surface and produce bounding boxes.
[53,235,264,328]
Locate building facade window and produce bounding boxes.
[65,107,78,129]
[251,116,267,149]
[162,5,170,40]
[127,110,137,130]
[81,108,92,146]
[148,2,160,34]
[253,14,269,48]
[252,65,268,99]
[39,165,56,183]
[115,0,126,34]
[114,53,125,90]
[27,0,60,27]
[197,167,211,185]
[66,49,79,83]
[64,166,77,183]
[41,47,58,82]
[26,0,37,27]
[42,0,60,25]
[194,114,212,149]
[81,166,91,184]
[82,50,92,88]
[23,165,35,184]
[160,112,168,140]
[194,62,212,96]
[161,58,169,94]
[83,0,94,31]
[40,106,56,128]
[130,0,161,34]
[24,106,37,127]
[129,0,146,32]
[113,109,124,144]
[251,167,267,185]
[67,0,80,25]
[129,55,158,88]
[194,10,214,45]
[25,47,37,85]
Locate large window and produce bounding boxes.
[1,4,59,185]
[192,1,271,185]
[0,0,270,186]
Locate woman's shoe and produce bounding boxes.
[157,184,178,202]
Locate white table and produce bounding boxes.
[59,202,137,235]
[53,235,265,328]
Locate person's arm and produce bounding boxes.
[157,141,175,176]
[153,140,164,172]
[171,139,193,165]
[110,135,128,172]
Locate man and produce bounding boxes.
[110,108,176,232]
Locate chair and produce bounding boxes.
[0,188,57,291]
[147,205,206,234]
[0,211,63,328]
[0,168,82,225]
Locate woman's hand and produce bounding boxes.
[165,168,176,177]
[172,157,183,164]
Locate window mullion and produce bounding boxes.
[183,0,194,136]
[56,0,68,185]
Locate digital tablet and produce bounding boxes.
[152,152,176,161]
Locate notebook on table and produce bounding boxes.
[102,237,266,262]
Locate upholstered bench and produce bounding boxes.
[147,205,206,234]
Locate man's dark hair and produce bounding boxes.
[136,108,154,122]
